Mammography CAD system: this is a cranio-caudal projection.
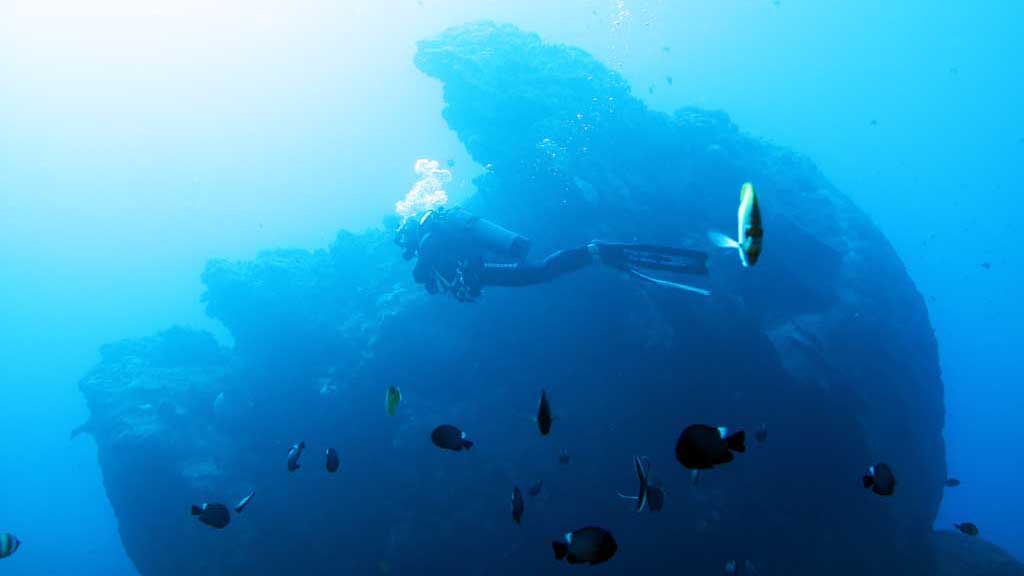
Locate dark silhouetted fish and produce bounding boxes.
[755,424,768,444]
[552,527,617,566]
[725,559,757,574]
[954,522,979,536]
[431,425,474,452]
[287,441,305,472]
[945,478,961,487]
[617,455,651,512]
[511,485,524,524]
[0,533,20,559]
[527,480,543,497]
[647,482,665,512]
[676,425,746,473]
[862,463,896,496]
[981,262,992,270]
[559,450,571,465]
[192,502,231,529]
[536,390,553,436]
[326,448,340,473]
[234,491,255,514]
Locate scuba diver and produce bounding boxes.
[395,207,710,301]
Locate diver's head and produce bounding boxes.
[395,217,422,260]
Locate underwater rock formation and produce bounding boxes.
[77,21,1015,576]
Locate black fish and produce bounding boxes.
[431,425,474,452]
[527,480,543,497]
[287,441,305,472]
[192,502,231,529]
[511,486,524,524]
[536,390,553,436]
[326,448,340,473]
[755,424,768,444]
[552,527,617,566]
[862,463,896,496]
[617,456,650,512]
[953,522,979,536]
[675,425,746,470]
[646,483,665,512]
[945,478,961,487]
[234,491,255,514]
[558,450,571,465]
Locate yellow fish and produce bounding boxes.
[386,386,402,416]
[710,182,763,267]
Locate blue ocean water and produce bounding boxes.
[0,2,1020,575]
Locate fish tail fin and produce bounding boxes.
[191,505,203,516]
[462,439,474,451]
[862,475,875,489]
[298,441,306,449]
[552,541,569,560]
[726,430,746,453]
[709,231,740,249]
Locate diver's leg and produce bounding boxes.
[480,246,593,287]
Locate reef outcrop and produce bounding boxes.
[77,21,1011,576]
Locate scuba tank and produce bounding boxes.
[441,207,531,258]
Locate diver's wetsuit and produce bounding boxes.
[479,247,594,287]
[400,207,709,301]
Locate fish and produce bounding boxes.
[527,480,543,497]
[558,450,571,465]
[511,486,524,524]
[326,448,340,473]
[862,463,896,496]
[191,502,231,529]
[665,75,673,86]
[675,425,746,471]
[234,491,255,514]
[646,483,665,512]
[287,441,306,472]
[0,533,20,559]
[617,455,651,512]
[944,478,961,487]
[552,526,617,566]
[431,425,474,452]
[953,522,979,536]
[755,424,768,444]
[535,390,553,436]
[386,386,402,416]
[709,182,763,267]
[726,559,757,574]
[981,262,992,270]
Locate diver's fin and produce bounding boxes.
[709,231,740,249]
[628,269,711,296]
